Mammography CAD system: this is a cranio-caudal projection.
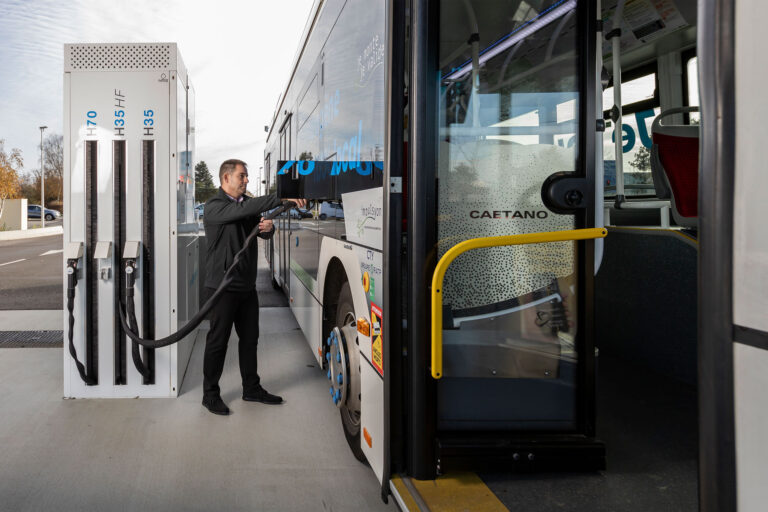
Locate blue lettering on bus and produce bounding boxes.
[278,159,383,177]
[279,119,383,177]
[610,108,656,153]
[297,160,314,176]
[612,123,637,152]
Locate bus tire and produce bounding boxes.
[335,281,366,462]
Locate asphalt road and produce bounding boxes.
[0,234,63,310]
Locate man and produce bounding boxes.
[202,158,306,415]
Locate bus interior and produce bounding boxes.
[597,0,699,506]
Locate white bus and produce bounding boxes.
[264,1,768,510]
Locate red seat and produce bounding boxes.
[650,107,700,228]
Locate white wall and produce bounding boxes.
[0,198,28,230]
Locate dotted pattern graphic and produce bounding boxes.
[67,44,172,71]
[438,142,576,311]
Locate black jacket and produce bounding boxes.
[203,188,281,291]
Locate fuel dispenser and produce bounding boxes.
[63,43,199,398]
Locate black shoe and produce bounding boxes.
[202,396,230,415]
[243,387,283,405]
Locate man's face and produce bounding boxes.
[225,164,249,198]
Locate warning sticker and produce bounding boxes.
[371,303,383,377]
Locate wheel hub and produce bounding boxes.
[325,324,359,410]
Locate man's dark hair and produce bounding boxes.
[219,159,247,182]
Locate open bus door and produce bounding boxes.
[406,0,604,478]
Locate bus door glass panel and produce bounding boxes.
[275,132,285,282]
[279,117,292,287]
[436,0,583,430]
[294,89,321,287]
[265,153,274,268]
[320,0,387,244]
[602,72,660,197]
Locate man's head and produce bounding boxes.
[219,159,249,199]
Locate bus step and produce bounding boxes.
[436,433,606,473]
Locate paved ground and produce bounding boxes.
[0,310,61,330]
[26,218,63,229]
[0,308,394,512]
[0,234,62,309]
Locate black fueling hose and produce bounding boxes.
[118,201,299,349]
[66,258,97,385]
[124,260,152,379]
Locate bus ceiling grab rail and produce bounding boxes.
[430,228,608,379]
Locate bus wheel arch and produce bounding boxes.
[322,258,366,462]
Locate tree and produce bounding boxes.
[17,134,64,209]
[18,173,37,201]
[0,139,23,220]
[630,145,651,172]
[194,161,216,203]
[42,134,63,203]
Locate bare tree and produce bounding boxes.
[42,134,63,203]
[20,134,64,208]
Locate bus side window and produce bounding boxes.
[603,67,660,198]
[684,55,700,124]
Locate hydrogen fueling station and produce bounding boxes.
[63,43,200,398]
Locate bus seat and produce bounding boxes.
[650,107,700,228]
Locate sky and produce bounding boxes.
[0,0,316,191]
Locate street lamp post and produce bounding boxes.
[39,126,47,228]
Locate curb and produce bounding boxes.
[0,226,63,241]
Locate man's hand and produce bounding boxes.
[285,198,308,209]
[258,217,274,232]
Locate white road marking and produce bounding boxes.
[0,259,26,267]
[39,249,63,257]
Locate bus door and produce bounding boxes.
[410,0,602,475]
[278,115,292,289]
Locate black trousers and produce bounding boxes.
[203,287,261,399]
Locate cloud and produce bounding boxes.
[0,0,315,191]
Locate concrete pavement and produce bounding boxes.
[0,310,61,331]
[0,307,394,512]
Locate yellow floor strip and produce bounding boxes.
[391,475,422,511]
[409,471,509,512]
[606,225,699,245]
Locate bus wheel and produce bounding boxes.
[328,282,365,462]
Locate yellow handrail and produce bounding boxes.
[431,227,607,379]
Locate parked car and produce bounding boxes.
[194,204,204,219]
[289,208,312,219]
[27,204,61,221]
[318,201,344,220]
